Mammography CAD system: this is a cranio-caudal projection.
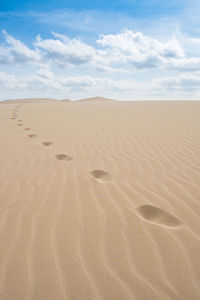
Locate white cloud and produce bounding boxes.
[0,30,41,64]
[97,31,180,58]
[97,30,185,69]
[26,75,60,90]
[169,57,200,71]
[0,46,13,64]
[160,74,200,91]
[1,69,200,100]
[37,67,54,79]
[1,29,200,73]
[0,71,16,89]
[35,33,96,66]
[1,29,200,100]
[188,37,200,45]
[59,76,97,88]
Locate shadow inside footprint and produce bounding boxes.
[55,154,73,161]
[24,128,31,131]
[42,141,52,147]
[136,205,183,229]
[91,169,112,183]
[28,134,37,138]
[18,124,23,126]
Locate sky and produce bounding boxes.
[1,0,200,100]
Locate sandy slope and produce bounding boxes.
[0,100,200,300]
[76,96,116,102]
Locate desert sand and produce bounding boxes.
[0,99,200,299]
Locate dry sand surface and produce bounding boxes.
[0,99,200,299]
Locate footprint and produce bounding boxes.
[11,117,16,120]
[18,124,23,126]
[136,205,183,229]
[24,128,31,131]
[28,134,37,138]
[55,154,73,161]
[42,141,52,147]
[18,120,23,122]
[91,169,112,183]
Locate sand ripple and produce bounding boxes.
[0,101,200,299]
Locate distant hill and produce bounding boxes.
[59,99,71,102]
[1,98,57,104]
[0,97,116,104]
[76,96,116,102]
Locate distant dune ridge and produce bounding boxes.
[0,96,115,103]
[76,96,116,102]
[0,99,200,299]
[59,99,71,102]
[1,98,57,103]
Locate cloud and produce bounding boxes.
[0,70,132,95]
[59,76,97,88]
[1,69,200,101]
[169,57,200,71]
[0,71,16,89]
[27,74,60,90]
[9,72,119,93]
[97,31,184,58]
[0,30,41,64]
[97,30,185,69]
[1,29,200,73]
[1,29,200,100]
[160,74,200,91]
[37,67,54,79]
[35,33,96,66]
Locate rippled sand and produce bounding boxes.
[0,99,200,299]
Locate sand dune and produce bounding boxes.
[1,96,113,104]
[1,98,57,103]
[59,99,71,103]
[76,96,116,102]
[0,100,200,299]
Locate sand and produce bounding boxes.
[77,96,116,102]
[0,99,200,299]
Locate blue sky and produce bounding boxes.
[0,0,187,15]
[1,0,200,100]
